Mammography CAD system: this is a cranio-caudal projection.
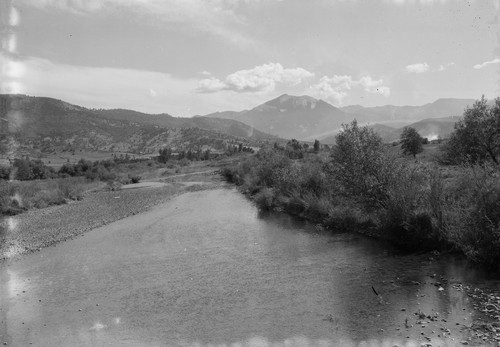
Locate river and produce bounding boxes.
[0,187,499,346]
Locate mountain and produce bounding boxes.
[341,98,474,123]
[205,95,475,141]
[0,95,275,158]
[205,94,353,140]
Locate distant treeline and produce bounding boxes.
[157,143,254,163]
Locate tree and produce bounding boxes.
[203,149,211,160]
[13,159,31,180]
[331,120,385,201]
[444,96,500,164]
[285,139,304,159]
[313,139,320,152]
[158,147,172,163]
[400,127,424,158]
[0,165,11,180]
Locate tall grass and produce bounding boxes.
[0,177,91,215]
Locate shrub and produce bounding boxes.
[57,177,86,200]
[324,204,367,233]
[13,158,55,180]
[331,120,385,204]
[254,187,275,210]
[106,180,122,191]
[130,175,142,184]
[442,163,500,266]
[443,97,500,165]
[0,165,11,180]
[179,158,190,167]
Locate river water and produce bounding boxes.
[0,187,499,346]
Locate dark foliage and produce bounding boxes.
[400,127,424,158]
[443,96,500,165]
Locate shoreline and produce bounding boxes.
[0,175,225,261]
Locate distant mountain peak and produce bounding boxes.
[275,94,317,104]
[256,94,323,112]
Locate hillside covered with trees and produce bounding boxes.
[0,95,275,159]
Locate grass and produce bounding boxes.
[0,177,98,214]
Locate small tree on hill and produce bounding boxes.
[400,127,423,158]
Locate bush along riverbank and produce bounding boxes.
[222,120,500,269]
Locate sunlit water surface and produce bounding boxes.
[0,188,499,346]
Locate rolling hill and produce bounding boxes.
[93,108,272,140]
[0,94,275,158]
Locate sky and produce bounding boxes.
[1,0,499,116]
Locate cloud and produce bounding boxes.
[387,0,451,4]
[437,62,456,71]
[309,74,390,105]
[405,62,430,74]
[1,54,278,116]
[0,53,199,114]
[16,0,257,47]
[473,58,500,69]
[197,78,227,92]
[196,63,314,93]
[358,76,391,96]
[20,0,103,13]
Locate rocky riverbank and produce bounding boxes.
[0,175,224,260]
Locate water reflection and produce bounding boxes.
[0,189,497,346]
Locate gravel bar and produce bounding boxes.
[0,179,224,260]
